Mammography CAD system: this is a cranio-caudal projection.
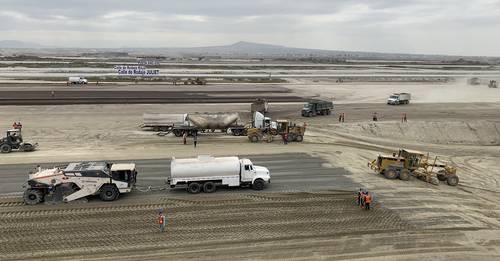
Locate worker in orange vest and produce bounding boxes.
[157,209,166,232]
[364,192,372,210]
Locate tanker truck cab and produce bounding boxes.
[240,158,271,189]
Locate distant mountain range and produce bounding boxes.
[1,40,497,62]
[0,40,48,48]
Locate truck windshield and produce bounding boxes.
[303,103,311,108]
[390,95,398,99]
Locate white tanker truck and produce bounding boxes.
[167,155,271,193]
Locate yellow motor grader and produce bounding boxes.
[247,120,306,143]
[368,149,459,186]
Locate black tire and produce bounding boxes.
[0,144,11,153]
[173,130,182,137]
[21,143,34,152]
[153,126,160,132]
[100,185,119,201]
[384,169,398,179]
[187,182,201,194]
[295,135,303,142]
[308,112,313,117]
[252,179,265,190]
[399,170,410,181]
[203,182,217,193]
[24,189,44,205]
[249,135,259,143]
[446,175,459,186]
[437,174,447,181]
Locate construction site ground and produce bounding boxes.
[0,81,499,260]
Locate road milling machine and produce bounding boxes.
[23,161,137,205]
[368,149,459,186]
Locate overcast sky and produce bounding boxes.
[1,0,499,56]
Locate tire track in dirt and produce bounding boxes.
[0,192,411,260]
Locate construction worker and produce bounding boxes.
[182,132,187,145]
[338,113,342,122]
[157,209,166,232]
[372,112,378,122]
[193,133,198,148]
[283,133,288,145]
[12,122,17,129]
[356,188,362,206]
[402,113,407,122]
[342,113,345,123]
[364,192,372,210]
[51,90,55,98]
[16,122,22,130]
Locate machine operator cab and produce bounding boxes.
[6,129,22,144]
[111,163,137,187]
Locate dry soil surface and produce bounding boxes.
[0,100,499,260]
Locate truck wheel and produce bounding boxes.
[100,185,119,201]
[24,189,44,205]
[203,182,217,193]
[252,179,265,190]
[446,175,459,186]
[0,144,12,153]
[384,169,398,179]
[295,135,303,142]
[399,170,410,181]
[187,182,201,194]
[308,112,313,117]
[153,126,160,132]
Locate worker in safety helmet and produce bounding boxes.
[157,208,166,232]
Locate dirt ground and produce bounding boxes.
[0,80,499,259]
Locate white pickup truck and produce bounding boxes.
[168,155,271,193]
[387,93,411,105]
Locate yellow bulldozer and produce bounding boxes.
[247,120,306,143]
[368,149,459,186]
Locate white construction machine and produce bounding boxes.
[23,161,137,205]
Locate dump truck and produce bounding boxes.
[251,98,269,114]
[368,149,459,186]
[167,155,271,193]
[301,100,333,117]
[387,93,411,105]
[0,129,37,153]
[23,161,137,205]
[141,113,248,136]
